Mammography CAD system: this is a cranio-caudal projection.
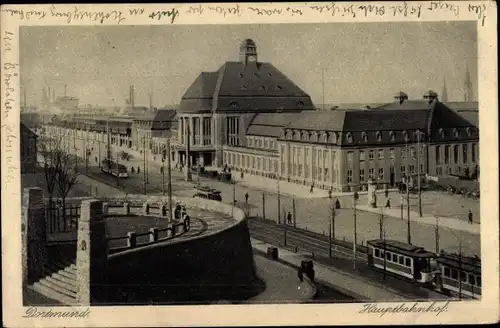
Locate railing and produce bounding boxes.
[45,201,80,234]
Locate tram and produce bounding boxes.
[437,251,481,299]
[367,239,439,284]
[101,159,129,178]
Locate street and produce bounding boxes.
[66,136,480,256]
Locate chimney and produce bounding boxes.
[423,90,438,104]
[394,91,408,104]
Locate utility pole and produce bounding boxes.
[458,233,462,300]
[406,139,411,245]
[353,191,359,270]
[277,179,281,224]
[162,155,165,196]
[167,137,173,222]
[292,197,296,228]
[383,230,387,280]
[379,205,384,240]
[329,201,335,258]
[435,216,440,253]
[143,136,147,195]
[185,123,192,182]
[417,131,423,217]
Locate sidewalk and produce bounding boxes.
[356,204,480,235]
[250,238,414,302]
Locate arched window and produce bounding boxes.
[403,130,409,141]
[454,128,461,138]
[376,131,382,142]
[466,127,472,136]
[321,132,327,143]
[329,132,337,144]
[302,132,308,142]
[311,132,318,142]
[229,101,239,108]
[362,132,368,143]
[346,132,353,143]
[389,131,396,142]
[294,131,301,141]
[439,129,446,139]
[286,130,293,140]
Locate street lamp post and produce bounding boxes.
[416,130,423,217]
[435,216,440,253]
[406,138,411,245]
[167,137,173,222]
[379,203,385,240]
[161,155,165,196]
[142,135,147,195]
[353,190,359,270]
[329,200,335,259]
[277,179,281,224]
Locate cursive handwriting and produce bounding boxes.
[359,301,450,317]
[468,3,488,26]
[1,123,18,184]
[0,8,46,20]
[23,307,91,318]
[148,8,180,23]
[2,30,14,52]
[427,1,460,17]
[50,5,125,24]
[3,62,18,120]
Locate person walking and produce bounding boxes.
[328,188,332,199]
[310,184,314,194]
[287,211,292,225]
[241,171,244,179]
[468,209,473,224]
[245,192,249,203]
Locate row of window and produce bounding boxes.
[436,144,477,165]
[346,164,424,183]
[435,165,476,177]
[374,249,412,267]
[247,136,276,150]
[226,117,240,146]
[443,267,482,287]
[347,147,425,163]
[224,152,279,173]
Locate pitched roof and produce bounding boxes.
[180,61,314,113]
[151,109,177,130]
[285,110,347,131]
[343,109,430,131]
[375,100,436,111]
[246,112,301,137]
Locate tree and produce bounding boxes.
[39,135,80,216]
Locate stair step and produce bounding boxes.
[46,275,78,294]
[31,282,77,305]
[37,277,77,299]
[46,261,67,273]
[56,267,76,280]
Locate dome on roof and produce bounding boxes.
[240,39,256,49]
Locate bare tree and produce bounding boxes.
[39,135,80,215]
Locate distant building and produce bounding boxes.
[21,122,38,173]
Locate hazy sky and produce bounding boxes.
[20,22,477,107]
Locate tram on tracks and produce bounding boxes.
[366,239,482,299]
[367,239,438,284]
[101,159,129,178]
[437,251,481,299]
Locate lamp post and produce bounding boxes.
[416,130,423,217]
[167,137,173,222]
[329,200,336,259]
[352,190,359,270]
[405,137,411,245]
[277,179,281,224]
[379,203,385,240]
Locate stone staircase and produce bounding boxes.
[29,244,78,305]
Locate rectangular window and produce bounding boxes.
[398,256,404,265]
[477,276,481,287]
[203,117,211,145]
[389,148,395,159]
[226,117,240,146]
[378,168,384,180]
[451,269,458,280]
[347,169,353,183]
[359,169,365,182]
[369,168,375,180]
[409,165,415,174]
[374,249,380,257]
[462,144,468,163]
[445,145,450,164]
[420,164,424,173]
[274,160,278,174]
[402,148,407,159]
[258,158,261,170]
[264,139,269,149]
[444,267,450,277]
[378,149,384,159]
[454,145,459,164]
[468,274,475,286]
[461,271,467,283]
[369,150,374,160]
[435,146,441,164]
[405,258,411,267]
[393,254,398,263]
[410,146,416,158]
[386,252,391,261]
[472,143,476,163]
[252,157,256,169]
[359,151,365,162]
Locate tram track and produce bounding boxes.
[248,217,450,301]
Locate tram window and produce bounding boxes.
[461,271,468,283]
[468,274,475,286]
[477,276,481,287]
[451,269,458,280]
[393,254,398,263]
[386,252,391,261]
[374,249,380,257]
[444,267,450,277]
[399,256,404,265]
[405,258,411,267]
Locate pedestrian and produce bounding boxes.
[131,166,135,173]
[328,189,332,199]
[468,209,473,224]
[385,198,391,209]
[287,211,292,225]
[245,192,249,203]
[298,267,304,282]
[335,198,341,209]
[95,156,97,163]
[241,171,244,179]
[137,166,140,174]
[310,184,314,194]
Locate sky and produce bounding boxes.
[20,22,478,108]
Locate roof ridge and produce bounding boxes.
[212,63,226,111]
